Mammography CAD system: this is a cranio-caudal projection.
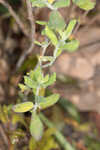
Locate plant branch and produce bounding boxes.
[42,45,59,68]
[16,0,35,69]
[0,0,29,37]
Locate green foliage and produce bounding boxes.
[0,104,27,127]
[73,0,96,10]
[29,128,58,150]
[44,26,58,46]
[36,94,60,110]
[30,0,46,8]
[30,0,95,10]
[30,112,44,141]
[13,102,34,113]
[48,10,66,30]
[60,40,79,52]
[60,19,77,40]
[30,0,70,9]
[12,0,95,145]
[53,0,70,8]
[19,66,56,91]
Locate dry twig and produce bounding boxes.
[0,0,29,37]
[16,0,35,69]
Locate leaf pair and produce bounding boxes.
[19,66,56,94]
[13,93,60,113]
[37,11,79,53]
[30,0,95,10]
[73,0,95,10]
[30,0,70,9]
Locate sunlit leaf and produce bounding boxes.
[48,0,55,4]
[29,66,43,83]
[36,20,47,25]
[13,102,34,113]
[45,26,58,46]
[18,84,29,92]
[39,56,54,62]
[42,74,49,83]
[60,40,79,52]
[34,40,42,46]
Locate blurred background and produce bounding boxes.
[0,0,100,150]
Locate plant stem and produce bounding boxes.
[36,85,40,96]
[39,113,75,150]
[45,1,57,10]
[42,59,55,68]
[42,45,59,68]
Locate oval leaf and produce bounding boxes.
[73,0,95,10]
[48,11,66,30]
[45,26,58,46]
[61,40,79,52]
[63,19,77,40]
[53,0,70,8]
[30,0,46,8]
[30,112,44,141]
[13,102,34,113]
[39,94,60,109]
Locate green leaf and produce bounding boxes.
[13,102,34,113]
[53,0,70,8]
[24,76,38,89]
[30,112,44,141]
[43,72,56,87]
[30,0,46,8]
[62,19,77,40]
[73,0,95,10]
[29,66,43,83]
[18,84,29,92]
[45,26,58,46]
[61,40,79,52]
[39,56,54,62]
[29,137,37,150]
[34,41,42,46]
[48,11,66,30]
[38,94,60,109]
[43,74,49,83]
[12,113,27,128]
[79,1,95,10]
[56,49,62,57]
[36,20,47,25]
